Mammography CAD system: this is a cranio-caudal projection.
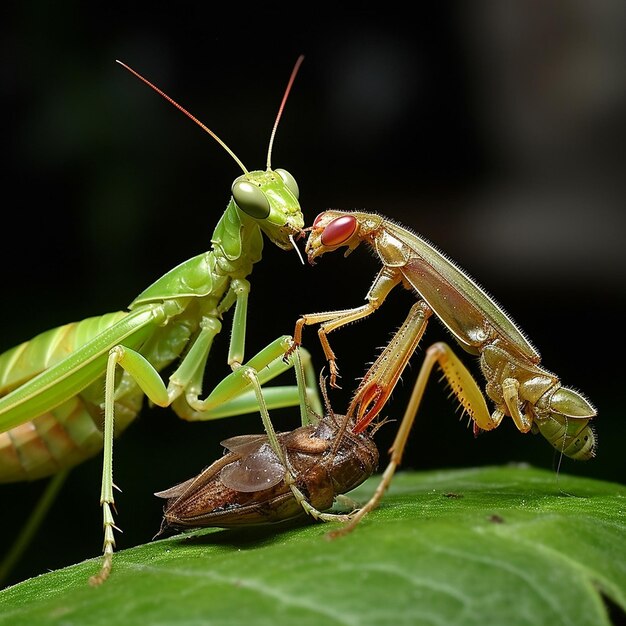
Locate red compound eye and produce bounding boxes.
[320,215,358,247]
[312,212,327,228]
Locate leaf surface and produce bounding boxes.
[1,465,624,626]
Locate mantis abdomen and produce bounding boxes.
[0,311,163,482]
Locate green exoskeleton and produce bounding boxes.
[0,57,321,585]
[290,210,597,469]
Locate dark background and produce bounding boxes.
[2,3,625,587]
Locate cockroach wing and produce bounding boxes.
[154,476,198,500]
[220,433,269,455]
[219,442,285,492]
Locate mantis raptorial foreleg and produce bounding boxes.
[329,320,493,539]
[291,267,401,386]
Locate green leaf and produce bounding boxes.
[0,465,624,626]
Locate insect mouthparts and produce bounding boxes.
[290,235,306,265]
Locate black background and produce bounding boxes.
[2,3,625,587]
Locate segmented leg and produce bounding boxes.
[329,340,493,539]
[233,349,351,522]
[90,338,319,584]
[283,470,354,523]
[88,277,321,583]
[289,267,401,388]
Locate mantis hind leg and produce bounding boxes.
[90,336,320,584]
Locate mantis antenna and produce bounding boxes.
[116,60,249,175]
[266,54,305,170]
[117,58,307,263]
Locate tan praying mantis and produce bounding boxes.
[288,210,597,495]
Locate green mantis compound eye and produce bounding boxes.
[275,168,299,199]
[232,179,271,219]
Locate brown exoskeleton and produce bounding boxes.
[155,377,379,533]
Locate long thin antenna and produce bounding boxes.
[116,60,249,175]
[266,55,305,170]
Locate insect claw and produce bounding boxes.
[329,370,342,389]
[282,342,299,364]
[325,522,356,541]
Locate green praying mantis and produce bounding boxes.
[0,56,322,585]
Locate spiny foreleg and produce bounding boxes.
[330,340,493,538]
